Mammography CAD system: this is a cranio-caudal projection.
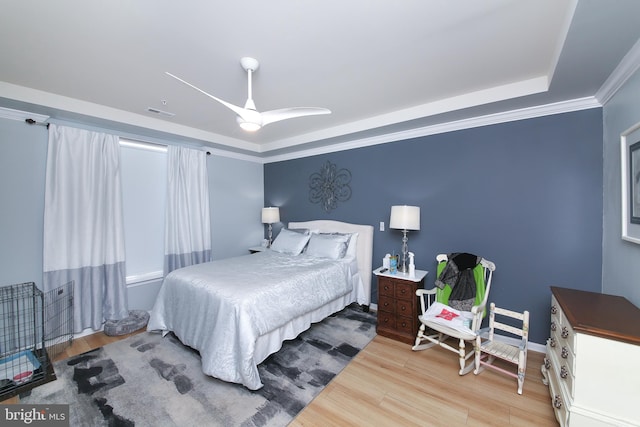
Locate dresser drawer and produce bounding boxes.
[550,326,576,377]
[379,279,395,297]
[544,349,569,427]
[558,310,577,355]
[377,310,396,329]
[549,315,576,399]
[378,295,395,313]
[395,315,414,335]
[551,295,577,355]
[394,281,414,300]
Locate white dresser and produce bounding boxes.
[541,287,640,426]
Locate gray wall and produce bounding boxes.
[265,109,604,345]
[0,118,48,287]
[603,68,640,306]
[0,117,264,311]
[209,154,264,259]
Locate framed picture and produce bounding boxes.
[620,121,640,243]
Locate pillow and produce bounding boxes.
[305,233,350,259]
[270,228,311,255]
[344,232,358,258]
[287,228,310,235]
[314,232,358,258]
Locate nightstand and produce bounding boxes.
[374,267,428,344]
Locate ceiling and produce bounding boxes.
[1,0,640,160]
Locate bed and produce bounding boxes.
[147,220,373,390]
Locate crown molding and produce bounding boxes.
[596,38,640,105]
[264,97,601,163]
[0,106,49,123]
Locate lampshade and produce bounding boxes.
[389,205,420,230]
[261,207,280,224]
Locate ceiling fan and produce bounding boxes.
[166,57,331,132]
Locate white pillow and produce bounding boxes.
[345,232,358,258]
[270,228,311,255]
[305,233,350,259]
[314,232,358,258]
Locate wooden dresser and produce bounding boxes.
[541,286,640,426]
[374,267,427,344]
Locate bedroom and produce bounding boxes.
[1,1,640,424]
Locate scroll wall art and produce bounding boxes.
[309,161,352,212]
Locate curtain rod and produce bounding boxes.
[25,118,49,128]
[25,118,211,155]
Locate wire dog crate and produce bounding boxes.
[0,281,73,400]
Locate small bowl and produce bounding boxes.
[13,370,33,384]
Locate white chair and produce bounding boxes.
[412,253,495,375]
[474,302,529,394]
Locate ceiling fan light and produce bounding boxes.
[239,121,261,132]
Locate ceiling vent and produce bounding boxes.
[146,107,175,117]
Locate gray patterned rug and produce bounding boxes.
[22,303,376,426]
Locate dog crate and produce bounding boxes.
[0,281,73,400]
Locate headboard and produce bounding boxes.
[288,220,374,306]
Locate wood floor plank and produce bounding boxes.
[294,335,556,426]
[2,329,557,426]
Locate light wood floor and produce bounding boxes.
[291,335,557,426]
[2,331,558,426]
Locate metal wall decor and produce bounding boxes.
[309,161,352,212]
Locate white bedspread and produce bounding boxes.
[147,250,354,390]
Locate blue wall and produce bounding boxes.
[265,109,604,345]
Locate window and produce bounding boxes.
[119,139,167,284]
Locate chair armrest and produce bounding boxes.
[471,302,487,315]
[470,302,488,331]
[415,287,437,315]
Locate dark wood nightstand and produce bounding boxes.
[374,267,428,344]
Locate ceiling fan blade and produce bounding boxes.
[165,72,251,119]
[260,107,331,126]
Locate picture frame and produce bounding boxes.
[620,121,640,244]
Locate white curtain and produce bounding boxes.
[164,146,211,274]
[43,124,128,332]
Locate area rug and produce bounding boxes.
[21,303,376,427]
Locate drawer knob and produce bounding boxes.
[544,357,551,370]
[560,365,568,379]
[550,321,557,331]
[561,347,569,359]
[551,305,558,315]
[549,337,556,348]
[554,395,563,409]
[561,327,569,339]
